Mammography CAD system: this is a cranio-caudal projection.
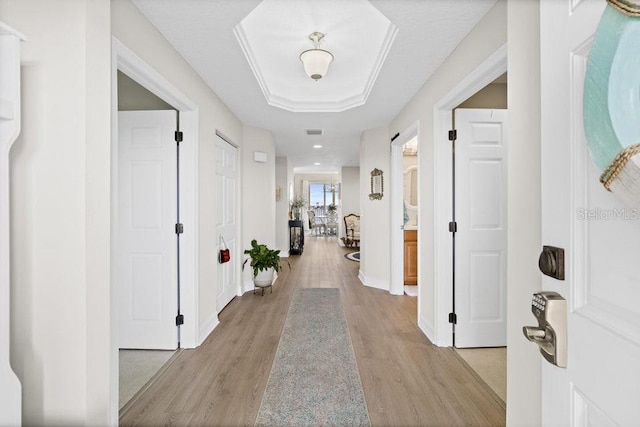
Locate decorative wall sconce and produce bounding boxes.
[369,168,384,200]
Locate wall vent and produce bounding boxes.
[306,129,323,136]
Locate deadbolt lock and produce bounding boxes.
[539,245,564,280]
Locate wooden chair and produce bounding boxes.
[343,214,360,247]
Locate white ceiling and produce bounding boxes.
[234,0,398,113]
[131,0,497,173]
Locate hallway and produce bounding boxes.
[120,237,505,426]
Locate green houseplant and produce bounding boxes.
[243,240,281,289]
[326,203,339,234]
[290,194,307,220]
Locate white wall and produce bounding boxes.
[506,0,542,425]
[275,156,293,256]
[111,0,244,346]
[117,70,174,110]
[3,0,248,423]
[389,0,507,343]
[241,126,276,292]
[340,166,360,240]
[359,127,391,290]
[3,0,112,424]
[457,82,507,109]
[340,167,360,216]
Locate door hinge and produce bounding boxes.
[448,129,457,141]
[175,131,183,144]
[448,221,457,233]
[449,312,457,324]
[175,223,184,234]
[175,314,184,326]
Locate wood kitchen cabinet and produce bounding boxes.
[404,230,418,285]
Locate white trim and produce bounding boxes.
[233,21,397,113]
[358,270,388,291]
[418,314,436,343]
[198,313,220,344]
[111,36,201,422]
[215,129,238,148]
[0,25,23,427]
[243,278,254,294]
[432,43,507,347]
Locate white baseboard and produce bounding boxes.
[198,313,220,346]
[242,278,254,294]
[358,270,389,291]
[418,315,437,345]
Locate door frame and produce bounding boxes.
[214,132,243,310]
[452,108,508,348]
[110,37,200,416]
[432,44,507,347]
[390,121,419,298]
[214,130,243,299]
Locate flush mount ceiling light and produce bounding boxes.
[299,32,334,81]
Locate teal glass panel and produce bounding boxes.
[584,5,640,170]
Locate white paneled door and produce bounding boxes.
[118,111,178,350]
[540,1,640,425]
[216,136,238,312]
[454,108,508,348]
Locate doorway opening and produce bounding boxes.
[116,70,179,410]
[431,44,507,404]
[111,38,200,420]
[401,138,419,297]
[391,122,419,307]
[451,73,508,403]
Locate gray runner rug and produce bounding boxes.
[255,288,370,426]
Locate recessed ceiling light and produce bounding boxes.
[313,144,323,149]
[314,162,321,166]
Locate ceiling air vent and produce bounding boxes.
[306,129,323,136]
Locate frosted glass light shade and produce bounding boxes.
[300,49,334,80]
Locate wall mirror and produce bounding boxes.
[403,165,418,209]
[369,168,384,200]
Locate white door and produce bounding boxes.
[216,136,238,312]
[118,110,178,350]
[541,0,640,425]
[454,108,508,348]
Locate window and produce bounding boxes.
[309,183,339,213]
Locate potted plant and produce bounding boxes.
[243,239,281,289]
[326,203,339,234]
[290,194,307,221]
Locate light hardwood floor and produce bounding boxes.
[120,236,505,426]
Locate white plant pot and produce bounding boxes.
[253,267,275,288]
